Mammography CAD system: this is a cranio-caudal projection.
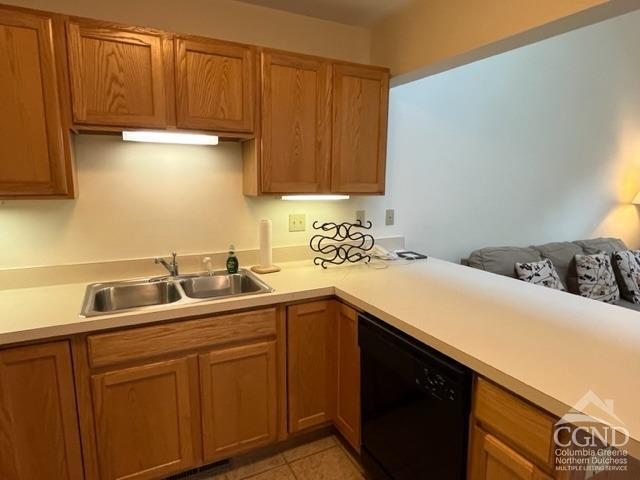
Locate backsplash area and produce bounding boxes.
[1,135,399,269]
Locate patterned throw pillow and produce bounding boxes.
[612,250,640,303]
[575,253,620,303]
[515,259,566,291]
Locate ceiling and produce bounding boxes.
[234,0,412,27]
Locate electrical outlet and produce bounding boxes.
[356,210,365,223]
[289,213,306,232]
[385,209,395,226]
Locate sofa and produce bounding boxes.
[465,237,640,312]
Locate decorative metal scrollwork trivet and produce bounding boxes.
[309,220,375,269]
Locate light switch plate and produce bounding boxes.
[385,209,395,226]
[356,210,365,223]
[289,213,306,232]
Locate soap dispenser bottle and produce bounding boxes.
[226,245,239,274]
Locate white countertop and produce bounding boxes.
[1,257,639,457]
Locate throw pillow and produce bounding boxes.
[612,250,640,304]
[515,259,567,291]
[575,253,620,303]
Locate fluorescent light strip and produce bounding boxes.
[122,131,219,145]
[281,195,350,201]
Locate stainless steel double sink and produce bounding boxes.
[80,269,273,317]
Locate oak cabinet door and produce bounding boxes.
[331,64,389,194]
[469,426,553,480]
[175,37,254,132]
[92,357,196,480]
[199,341,277,462]
[334,303,360,451]
[0,342,83,480]
[67,20,168,127]
[287,300,335,432]
[0,8,73,197]
[260,51,331,193]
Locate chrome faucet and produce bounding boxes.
[154,251,179,277]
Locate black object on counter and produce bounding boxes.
[309,220,375,268]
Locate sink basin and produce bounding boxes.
[91,281,181,313]
[179,273,267,299]
[80,269,273,317]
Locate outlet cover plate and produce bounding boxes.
[289,213,306,232]
[385,209,394,226]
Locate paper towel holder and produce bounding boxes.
[251,219,281,274]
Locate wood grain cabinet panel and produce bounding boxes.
[334,303,361,451]
[175,37,254,132]
[475,378,555,469]
[87,307,277,368]
[260,51,331,193]
[199,341,277,462]
[0,8,74,197]
[469,426,553,480]
[287,300,335,432]
[0,341,83,480]
[67,20,168,127]
[91,357,196,480]
[331,63,389,194]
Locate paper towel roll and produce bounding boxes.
[259,219,273,267]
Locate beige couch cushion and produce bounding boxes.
[468,246,542,278]
[531,242,584,294]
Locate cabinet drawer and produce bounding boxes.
[474,378,555,469]
[88,308,277,368]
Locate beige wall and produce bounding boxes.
[371,0,638,80]
[4,0,371,63]
[1,136,398,268]
[0,0,387,270]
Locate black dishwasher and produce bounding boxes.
[359,314,471,480]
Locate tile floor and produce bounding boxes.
[184,435,366,480]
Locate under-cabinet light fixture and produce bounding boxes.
[281,195,350,201]
[122,131,219,145]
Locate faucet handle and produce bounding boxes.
[171,250,177,262]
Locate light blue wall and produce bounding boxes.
[387,9,640,262]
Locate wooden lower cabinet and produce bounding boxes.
[199,340,277,462]
[469,426,552,480]
[0,341,84,480]
[287,300,361,450]
[91,357,197,480]
[470,378,559,480]
[287,300,335,432]
[334,303,361,451]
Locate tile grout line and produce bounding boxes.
[287,463,300,480]
[283,437,338,465]
[235,455,287,480]
[334,441,367,478]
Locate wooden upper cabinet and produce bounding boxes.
[0,7,74,197]
[260,50,331,193]
[0,341,83,480]
[66,19,169,128]
[91,357,197,480]
[331,63,389,194]
[199,341,277,462]
[175,37,254,132]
